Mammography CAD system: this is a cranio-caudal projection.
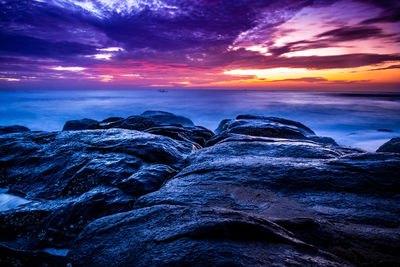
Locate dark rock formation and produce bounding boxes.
[308,135,338,146]
[210,115,344,150]
[145,125,214,148]
[216,115,314,139]
[377,137,400,153]
[141,110,195,126]
[0,128,195,265]
[0,125,30,135]
[69,205,346,266]
[1,113,399,266]
[88,111,214,147]
[0,129,193,199]
[62,118,98,131]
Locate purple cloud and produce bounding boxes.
[0,0,399,87]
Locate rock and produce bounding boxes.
[215,119,231,134]
[0,127,195,256]
[212,115,317,140]
[145,125,214,147]
[2,114,400,266]
[210,115,345,149]
[132,127,400,265]
[236,115,315,135]
[95,117,124,128]
[90,111,194,131]
[69,205,347,266]
[0,125,30,135]
[113,164,177,196]
[0,187,135,251]
[376,137,400,153]
[0,129,194,199]
[89,113,214,147]
[62,118,98,131]
[141,110,195,126]
[0,243,67,266]
[220,116,310,139]
[309,136,338,146]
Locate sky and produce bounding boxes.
[0,0,399,90]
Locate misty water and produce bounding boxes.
[1,89,399,152]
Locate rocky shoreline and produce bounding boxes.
[0,111,399,266]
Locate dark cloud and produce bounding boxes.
[0,32,98,58]
[271,77,328,83]
[355,0,400,24]
[0,0,399,86]
[222,50,400,70]
[316,25,393,42]
[361,11,400,24]
[268,25,395,56]
[368,64,400,71]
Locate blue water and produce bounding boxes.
[1,90,399,151]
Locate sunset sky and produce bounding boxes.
[0,0,399,90]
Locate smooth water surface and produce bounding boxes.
[1,90,399,151]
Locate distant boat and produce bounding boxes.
[158,89,168,93]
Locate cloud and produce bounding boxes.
[359,0,400,23]
[51,66,86,71]
[224,51,400,70]
[271,77,328,83]
[267,25,395,56]
[368,64,400,71]
[316,25,393,42]
[0,32,98,59]
[0,0,399,88]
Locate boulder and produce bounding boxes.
[62,118,98,131]
[69,205,347,266]
[90,114,214,147]
[130,125,400,265]
[0,125,30,135]
[70,129,400,265]
[212,115,319,142]
[0,129,194,199]
[376,137,400,153]
[0,127,195,264]
[308,136,338,146]
[2,114,400,266]
[141,110,194,126]
[0,187,135,249]
[145,125,214,147]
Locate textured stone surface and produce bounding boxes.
[0,129,193,199]
[1,114,399,266]
[0,125,30,135]
[377,137,400,153]
[62,118,98,131]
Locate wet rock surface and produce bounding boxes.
[377,137,400,153]
[140,110,195,126]
[63,118,99,131]
[80,111,214,147]
[0,125,30,135]
[1,113,399,266]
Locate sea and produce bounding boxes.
[1,89,399,152]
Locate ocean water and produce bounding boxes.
[1,89,399,151]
